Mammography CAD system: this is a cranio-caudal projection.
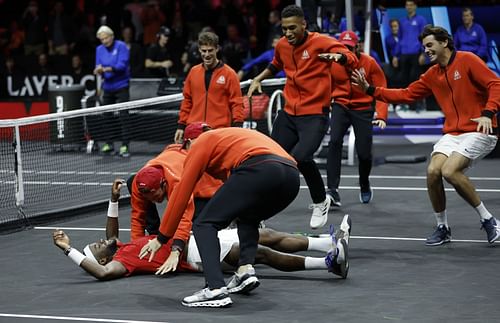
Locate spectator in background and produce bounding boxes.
[266,10,282,49]
[0,56,25,97]
[221,24,249,72]
[454,7,488,62]
[34,52,52,75]
[22,0,46,56]
[70,53,91,84]
[141,0,166,47]
[237,35,285,81]
[384,19,405,90]
[47,1,75,56]
[398,0,427,112]
[173,31,244,144]
[94,25,131,158]
[145,26,174,78]
[122,26,144,77]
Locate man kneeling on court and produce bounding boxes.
[53,179,351,283]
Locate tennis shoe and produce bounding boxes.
[325,238,349,279]
[335,214,352,243]
[425,224,451,246]
[481,217,500,244]
[326,189,341,207]
[119,145,130,157]
[359,187,373,204]
[101,143,114,154]
[182,287,232,308]
[309,197,331,229]
[226,266,260,294]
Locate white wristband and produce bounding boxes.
[107,200,119,218]
[67,248,86,266]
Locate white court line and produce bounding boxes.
[298,185,500,193]
[317,174,500,181]
[33,227,497,244]
[0,314,168,323]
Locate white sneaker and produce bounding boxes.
[182,287,233,308]
[226,266,260,294]
[309,197,331,229]
[336,214,352,244]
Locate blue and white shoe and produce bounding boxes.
[425,224,451,246]
[325,237,349,279]
[481,217,500,244]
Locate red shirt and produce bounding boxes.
[372,51,499,134]
[178,62,244,128]
[113,237,196,276]
[331,53,388,121]
[158,128,296,238]
[271,32,358,116]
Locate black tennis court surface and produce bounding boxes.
[1,140,499,323]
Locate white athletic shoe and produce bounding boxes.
[336,214,352,244]
[182,287,232,308]
[309,197,331,229]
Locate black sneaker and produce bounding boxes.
[226,266,260,294]
[326,189,341,207]
[181,287,232,308]
[425,224,451,246]
[481,217,500,243]
[359,187,373,204]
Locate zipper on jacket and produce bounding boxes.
[443,67,459,131]
[204,68,214,121]
[292,47,300,115]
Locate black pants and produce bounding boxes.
[271,110,329,203]
[102,87,130,146]
[327,104,374,191]
[399,54,425,111]
[192,155,300,289]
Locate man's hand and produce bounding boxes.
[155,250,180,275]
[111,179,125,202]
[318,53,343,62]
[351,69,370,93]
[93,65,104,75]
[160,60,173,69]
[372,119,387,129]
[139,238,162,262]
[53,229,70,251]
[247,79,262,97]
[174,129,184,144]
[471,116,493,134]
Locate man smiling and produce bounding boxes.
[173,31,244,144]
[351,25,500,246]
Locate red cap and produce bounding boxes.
[135,166,164,192]
[339,31,359,48]
[184,122,210,140]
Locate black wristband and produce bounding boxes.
[171,239,186,253]
[366,86,376,96]
[481,110,495,119]
[157,232,169,244]
[64,247,72,256]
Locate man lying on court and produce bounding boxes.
[52,178,351,282]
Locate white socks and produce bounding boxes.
[475,202,493,221]
[307,236,333,252]
[435,210,448,228]
[304,256,327,269]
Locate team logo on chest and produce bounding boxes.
[453,70,461,81]
[216,75,226,84]
[301,50,310,60]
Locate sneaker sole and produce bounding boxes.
[425,237,451,246]
[487,231,500,244]
[182,296,233,308]
[228,276,260,294]
[310,215,328,230]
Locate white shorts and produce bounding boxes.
[186,228,239,272]
[432,133,498,162]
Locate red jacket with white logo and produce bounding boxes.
[270,32,358,116]
[178,62,244,128]
[371,51,499,134]
[331,52,388,121]
[130,144,222,242]
[157,128,296,239]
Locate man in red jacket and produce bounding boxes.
[327,31,389,206]
[173,31,244,143]
[138,124,349,308]
[247,4,358,230]
[352,25,500,246]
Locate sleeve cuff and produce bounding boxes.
[267,64,279,75]
[481,110,495,119]
[366,86,376,96]
[157,232,170,244]
[177,124,187,130]
[171,239,186,252]
[336,53,347,65]
[231,122,243,127]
